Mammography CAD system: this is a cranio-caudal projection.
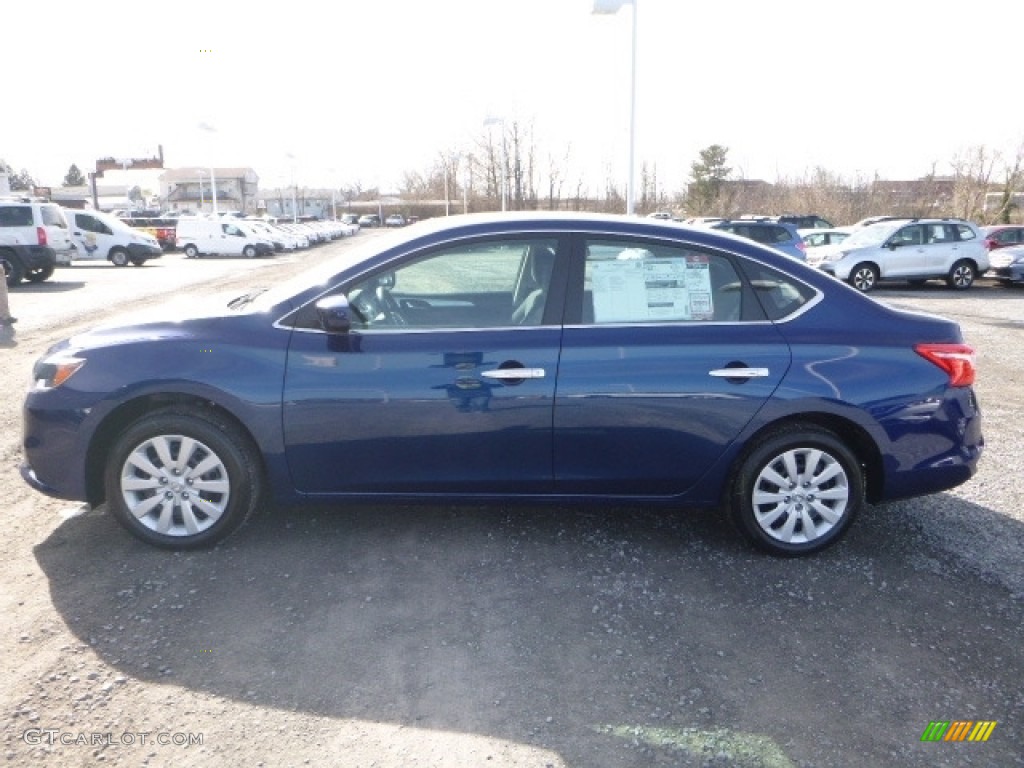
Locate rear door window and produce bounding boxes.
[579,239,753,324]
[0,206,33,227]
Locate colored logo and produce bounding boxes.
[921,721,997,742]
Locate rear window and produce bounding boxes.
[40,205,68,228]
[955,224,977,242]
[741,260,817,321]
[0,205,34,227]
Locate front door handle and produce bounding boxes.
[709,367,769,378]
[481,368,546,380]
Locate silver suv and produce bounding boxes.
[807,218,988,291]
[0,197,74,285]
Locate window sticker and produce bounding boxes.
[591,252,714,322]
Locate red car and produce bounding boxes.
[981,225,1024,251]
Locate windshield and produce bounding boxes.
[842,221,905,247]
[243,229,414,312]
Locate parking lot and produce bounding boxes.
[1,236,1021,767]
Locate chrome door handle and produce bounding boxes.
[481,368,546,380]
[709,367,769,378]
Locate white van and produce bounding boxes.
[175,217,275,258]
[63,208,162,266]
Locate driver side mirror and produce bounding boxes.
[315,295,353,334]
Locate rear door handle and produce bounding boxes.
[709,367,769,378]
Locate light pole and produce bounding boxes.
[286,153,298,223]
[593,0,638,216]
[197,169,206,213]
[327,167,339,220]
[483,116,507,212]
[197,122,220,215]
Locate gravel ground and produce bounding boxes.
[1,250,1021,767]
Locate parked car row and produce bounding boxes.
[174,215,357,258]
[653,212,1018,293]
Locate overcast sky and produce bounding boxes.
[5,0,1022,195]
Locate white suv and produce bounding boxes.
[0,197,75,283]
[807,218,988,291]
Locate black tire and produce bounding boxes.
[130,256,147,267]
[104,408,264,550]
[243,244,257,259]
[729,424,863,556]
[2,252,26,287]
[110,248,129,267]
[25,264,55,283]
[847,263,878,292]
[184,244,199,259]
[946,259,976,290]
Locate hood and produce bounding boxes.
[64,290,271,350]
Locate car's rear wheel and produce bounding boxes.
[946,260,976,290]
[104,409,263,550]
[848,263,878,292]
[729,425,863,556]
[184,244,199,259]
[2,253,26,286]
[110,248,129,267]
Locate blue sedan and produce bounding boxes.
[21,212,984,555]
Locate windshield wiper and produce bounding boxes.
[227,288,268,310]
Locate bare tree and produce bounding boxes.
[949,147,997,221]
[987,139,1024,224]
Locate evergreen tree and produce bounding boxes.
[63,164,87,187]
[686,145,732,215]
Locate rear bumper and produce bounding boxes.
[8,244,57,270]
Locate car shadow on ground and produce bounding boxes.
[10,280,86,293]
[34,497,1023,767]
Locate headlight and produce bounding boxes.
[824,251,847,262]
[33,354,86,390]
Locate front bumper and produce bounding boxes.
[990,265,1024,284]
[127,243,163,259]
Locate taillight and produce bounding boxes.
[36,226,48,246]
[984,238,996,250]
[915,343,976,387]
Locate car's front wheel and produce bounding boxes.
[729,425,863,556]
[847,263,878,292]
[104,408,263,549]
[243,245,257,259]
[946,260,976,290]
[110,248,129,267]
